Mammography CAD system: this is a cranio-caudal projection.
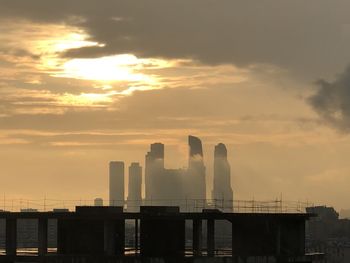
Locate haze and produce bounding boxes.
[1,0,350,209]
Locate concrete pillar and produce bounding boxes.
[275,222,283,263]
[38,218,48,256]
[193,219,202,256]
[135,219,139,254]
[276,223,281,255]
[6,218,16,256]
[299,220,306,254]
[104,220,116,256]
[207,219,215,257]
[231,221,237,262]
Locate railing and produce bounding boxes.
[0,198,313,213]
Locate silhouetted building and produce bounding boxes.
[212,143,233,209]
[145,143,164,201]
[20,208,38,212]
[306,206,350,262]
[94,198,103,206]
[143,136,207,208]
[127,162,142,212]
[109,161,125,206]
[145,142,181,204]
[307,206,339,221]
[188,135,206,200]
[306,206,342,241]
[53,208,69,212]
[162,168,187,203]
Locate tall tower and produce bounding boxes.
[188,135,206,200]
[127,162,142,212]
[145,143,164,201]
[212,143,233,209]
[109,161,125,206]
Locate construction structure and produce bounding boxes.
[0,206,316,263]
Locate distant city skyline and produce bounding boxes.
[109,135,233,211]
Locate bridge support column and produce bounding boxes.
[193,219,202,256]
[135,219,139,254]
[275,222,285,263]
[38,218,48,256]
[276,222,281,255]
[207,219,215,257]
[6,218,16,256]
[231,221,238,262]
[104,220,116,256]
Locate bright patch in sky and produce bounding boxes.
[0,23,247,109]
[58,92,114,106]
[32,30,170,85]
[56,54,155,83]
[36,32,102,53]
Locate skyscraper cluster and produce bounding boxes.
[109,135,233,211]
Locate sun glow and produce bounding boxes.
[37,32,166,84]
[1,22,182,107]
[55,54,155,83]
[23,27,176,87]
[35,32,102,53]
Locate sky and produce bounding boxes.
[1,0,350,210]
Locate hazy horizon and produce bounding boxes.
[1,0,350,210]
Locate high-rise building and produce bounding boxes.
[106,137,233,212]
[127,162,142,211]
[188,135,206,200]
[109,161,124,206]
[145,143,164,201]
[143,136,207,208]
[212,143,233,210]
[94,198,103,206]
[188,135,203,158]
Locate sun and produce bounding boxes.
[56,54,153,83]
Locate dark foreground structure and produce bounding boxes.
[0,206,315,263]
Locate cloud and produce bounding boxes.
[3,0,350,208]
[1,0,350,78]
[0,79,321,149]
[308,66,350,132]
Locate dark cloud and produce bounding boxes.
[0,48,40,60]
[1,0,350,77]
[309,66,350,131]
[11,48,40,60]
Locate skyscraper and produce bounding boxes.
[127,162,142,212]
[109,161,124,206]
[145,143,164,201]
[188,135,206,200]
[212,143,233,210]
